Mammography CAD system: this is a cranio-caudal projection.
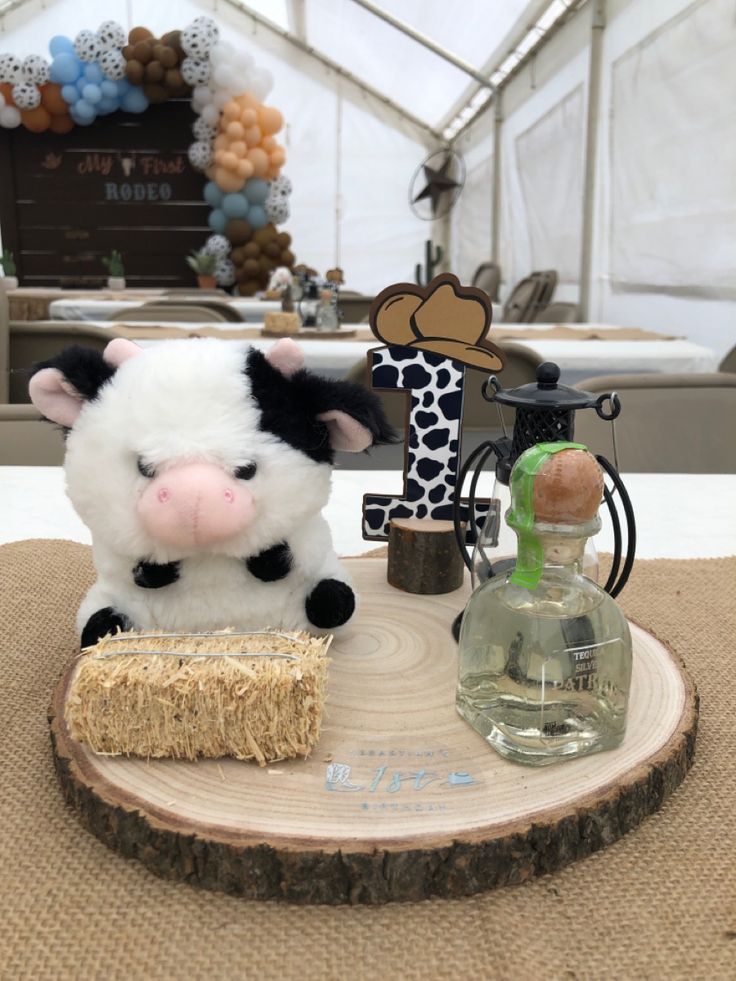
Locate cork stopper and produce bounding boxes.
[532,448,604,525]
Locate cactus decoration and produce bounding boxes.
[102,250,125,278]
[415,239,444,287]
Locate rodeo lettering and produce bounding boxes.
[104,182,173,202]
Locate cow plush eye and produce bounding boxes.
[137,457,156,478]
[235,462,257,480]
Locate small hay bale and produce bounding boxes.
[64,629,331,764]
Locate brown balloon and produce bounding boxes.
[225,218,253,246]
[238,279,261,296]
[126,61,144,85]
[259,255,277,273]
[275,232,291,249]
[162,30,185,58]
[144,60,164,82]
[241,258,260,277]
[129,26,154,44]
[132,40,153,64]
[264,242,281,259]
[253,224,277,247]
[242,242,260,259]
[122,44,135,59]
[144,83,168,103]
[281,249,295,267]
[164,68,185,91]
[231,247,247,264]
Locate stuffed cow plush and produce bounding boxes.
[29,337,394,648]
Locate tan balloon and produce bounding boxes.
[247,147,269,177]
[243,125,262,147]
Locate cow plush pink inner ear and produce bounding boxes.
[317,410,373,452]
[104,337,141,367]
[29,368,85,428]
[266,337,304,377]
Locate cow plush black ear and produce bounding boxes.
[29,345,117,427]
[246,348,398,462]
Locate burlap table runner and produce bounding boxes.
[110,323,678,344]
[1,539,734,980]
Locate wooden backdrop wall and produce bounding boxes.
[0,101,209,288]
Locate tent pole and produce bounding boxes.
[335,87,343,270]
[349,0,494,89]
[0,286,8,403]
[491,93,503,266]
[579,0,606,321]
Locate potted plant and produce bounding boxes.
[0,251,18,290]
[102,250,125,290]
[186,249,218,289]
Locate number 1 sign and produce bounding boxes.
[362,274,505,543]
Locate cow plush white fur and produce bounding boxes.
[29,336,393,645]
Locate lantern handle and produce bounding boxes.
[596,454,636,597]
[593,392,621,421]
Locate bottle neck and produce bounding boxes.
[538,534,587,578]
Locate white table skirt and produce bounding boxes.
[38,319,718,380]
[48,298,281,323]
[2,468,734,560]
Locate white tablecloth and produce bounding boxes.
[44,320,718,381]
[48,297,281,324]
[2,468,734,560]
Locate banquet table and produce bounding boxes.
[48,296,282,323]
[50,319,719,381]
[3,468,734,559]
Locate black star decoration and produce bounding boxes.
[413,154,460,216]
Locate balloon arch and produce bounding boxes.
[0,16,295,294]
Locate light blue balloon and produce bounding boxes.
[61,84,79,105]
[82,84,102,104]
[74,99,95,122]
[208,209,227,233]
[248,205,268,230]
[244,178,269,206]
[100,80,117,98]
[203,181,223,208]
[221,192,249,219]
[84,64,103,84]
[76,76,87,91]
[96,96,117,114]
[115,78,131,95]
[121,87,148,113]
[49,36,75,56]
[51,52,81,84]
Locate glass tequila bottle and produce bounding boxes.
[456,442,632,765]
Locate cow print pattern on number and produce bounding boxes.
[362,346,491,542]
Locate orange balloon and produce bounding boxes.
[243,125,262,147]
[214,149,227,165]
[214,166,244,192]
[247,147,269,177]
[236,158,254,179]
[230,140,247,157]
[223,99,241,120]
[0,82,14,105]
[40,83,68,115]
[236,93,257,111]
[269,147,286,169]
[261,135,276,152]
[240,107,257,126]
[21,106,51,133]
[226,120,244,140]
[214,133,229,152]
[49,113,74,134]
[258,105,283,136]
[221,151,238,170]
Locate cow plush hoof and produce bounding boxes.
[305,579,355,629]
[80,607,132,649]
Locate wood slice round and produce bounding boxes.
[49,559,697,905]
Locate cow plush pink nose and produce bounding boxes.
[137,462,255,548]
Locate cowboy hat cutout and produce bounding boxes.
[369,272,504,372]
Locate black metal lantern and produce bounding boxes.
[452,361,636,612]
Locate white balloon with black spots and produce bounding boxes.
[181,57,211,87]
[191,16,219,43]
[215,257,236,287]
[265,198,290,225]
[74,29,102,63]
[22,55,49,84]
[99,49,126,81]
[97,20,127,49]
[270,174,292,198]
[0,53,23,84]
[203,234,230,258]
[181,25,213,59]
[192,115,217,141]
[12,82,41,110]
[187,140,213,170]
